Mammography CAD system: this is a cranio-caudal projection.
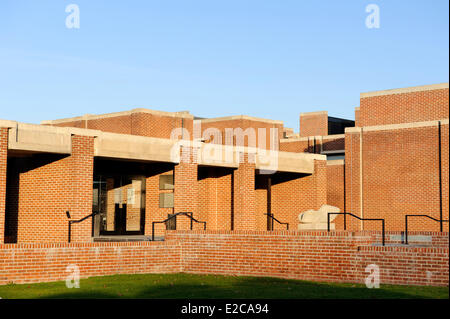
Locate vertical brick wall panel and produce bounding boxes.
[0,128,8,243]
[233,153,256,230]
[359,88,449,126]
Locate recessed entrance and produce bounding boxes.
[93,175,146,236]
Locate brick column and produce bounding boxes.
[233,152,256,230]
[174,146,198,230]
[313,159,327,209]
[0,128,8,243]
[69,135,95,242]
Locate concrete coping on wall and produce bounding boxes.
[327,159,344,166]
[345,118,449,133]
[41,108,194,125]
[198,115,284,125]
[280,134,345,143]
[299,111,328,116]
[360,82,449,98]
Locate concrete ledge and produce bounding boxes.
[345,119,449,133]
[360,82,449,98]
[327,159,345,166]
[199,115,283,125]
[41,108,193,125]
[300,111,328,116]
[94,131,180,163]
[0,119,17,128]
[256,151,325,174]
[197,143,239,168]
[8,123,72,154]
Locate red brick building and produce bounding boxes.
[0,82,448,244]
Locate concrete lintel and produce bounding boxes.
[255,150,325,174]
[8,123,72,154]
[94,132,180,163]
[197,144,239,168]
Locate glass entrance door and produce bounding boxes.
[93,175,146,236]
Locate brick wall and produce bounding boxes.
[174,146,199,231]
[167,230,449,286]
[280,135,344,154]
[326,162,346,228]
[1,231,447,286]
[359,87,448,126]
[0,128,8,243]
[144,166,175,238]
[344,123,449,232]
[233,153,256,230]
[0,241,181,285]
[52,112,193,140]
[197,166,233,231]
[300,112,328,137]
[5,135,94,243]
[199,118,283,150]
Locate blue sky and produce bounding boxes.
[0,1,448,131]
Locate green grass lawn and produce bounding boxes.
[0,273,447,299]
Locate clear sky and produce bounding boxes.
[0,0,448,131]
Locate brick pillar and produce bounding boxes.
[0,128,8,243]
[174,146,198,230]
[344,131,362,230]
[233,152,256,230]
[69,135,95,242]
[314,159,327,209]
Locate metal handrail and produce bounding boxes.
[66,210,98,243]
[264,213,289,231]
[327,212,385,246]
[404,214,449,244]
[152,212,207,241]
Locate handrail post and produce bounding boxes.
[327,213,330,232]
[405,215,408,245]
[382,220,385,246]
[68,221,72,243]
[344,212,347,230]
[152,222,155,241]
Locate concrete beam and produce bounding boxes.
[94,131,180,163]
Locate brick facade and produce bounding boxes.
[5,135,94,243]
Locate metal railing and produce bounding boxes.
[66,210,98,243]
[404,214,449,244]
[327,212,385,246]
[264,213,289,231]
[152,212,207,241]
